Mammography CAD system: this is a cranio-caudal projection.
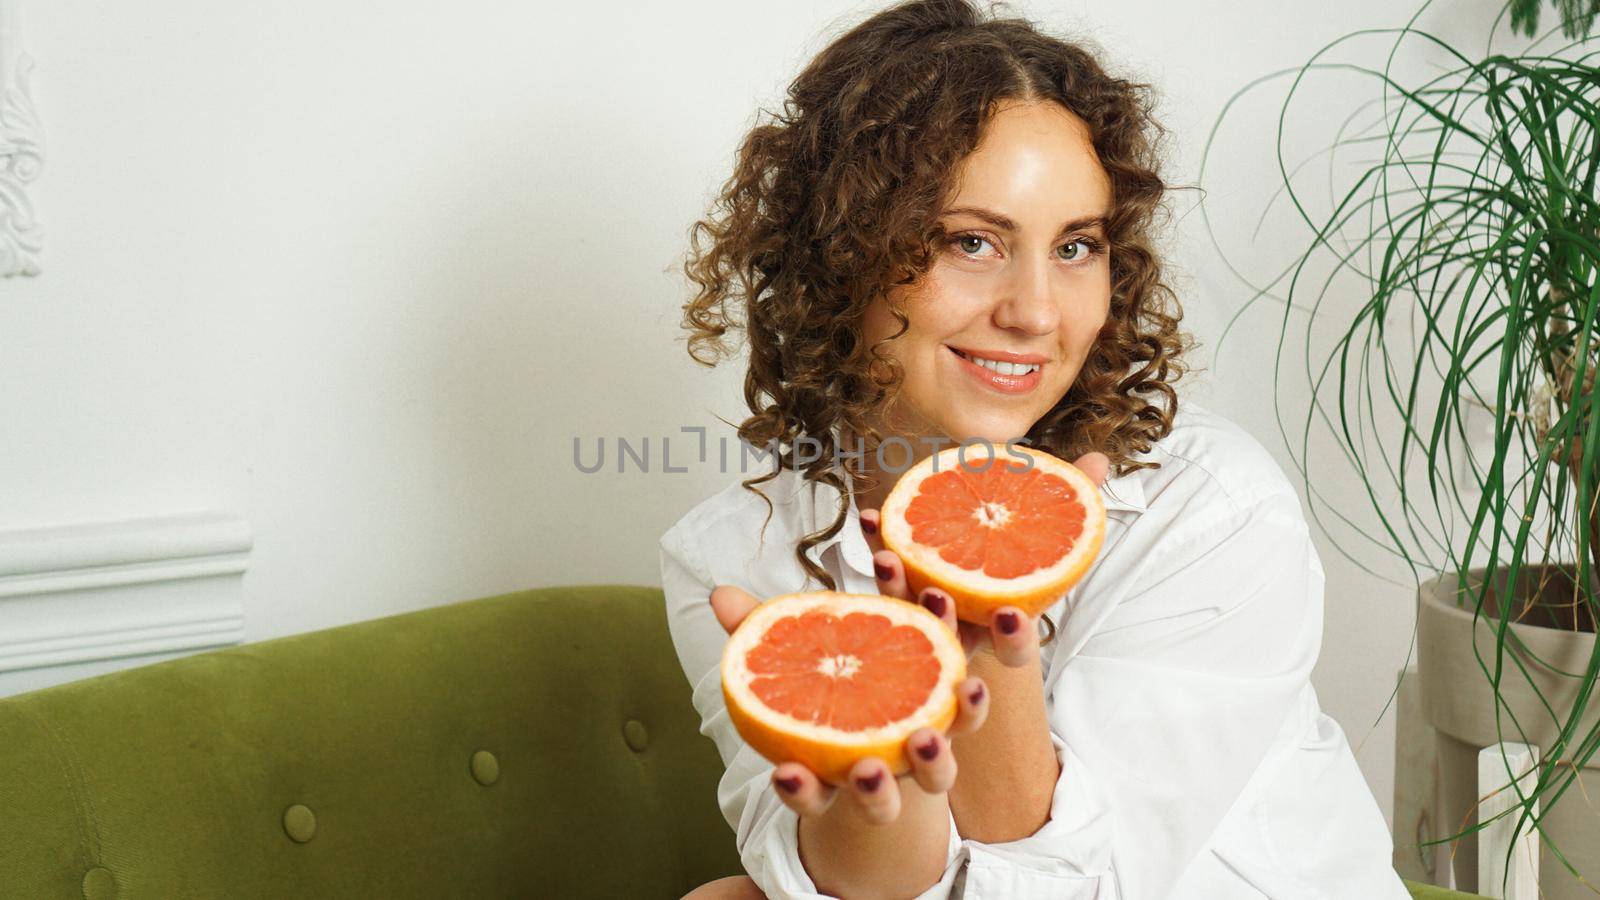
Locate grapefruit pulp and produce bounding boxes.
[721,591,967,786]
[880,443,1106,625]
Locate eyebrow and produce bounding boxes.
[941,205,1108,236]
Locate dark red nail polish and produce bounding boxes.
[874,562,893,582]
[968,685,985,704]
[997,612,1020,635]
[855,772,883,792]
[919,589,946,618]
[775,775,801,794]
[861,517,878,536]
[916,739,939,761]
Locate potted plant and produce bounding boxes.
[1201,0,1598,896]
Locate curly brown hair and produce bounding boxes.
[677,0,1193,640]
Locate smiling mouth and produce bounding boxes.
[949,347,1043,376]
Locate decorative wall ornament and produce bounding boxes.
[0,0,41,278]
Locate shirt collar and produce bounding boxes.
[797,455,1149,581]
[1101,464,1148,514]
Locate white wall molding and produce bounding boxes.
[0,511,250,679]
[0,0,42,278]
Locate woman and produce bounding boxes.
[661,1,1408,897]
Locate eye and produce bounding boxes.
[951,233,995,257]
[1058,237,1106,262]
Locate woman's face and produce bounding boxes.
[865,98,1113,448]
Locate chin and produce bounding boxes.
[938,416,1038,448]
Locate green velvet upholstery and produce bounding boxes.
[0,585,739,899]
[0,584,1483,899]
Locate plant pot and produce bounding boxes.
[1417,564,1600,898]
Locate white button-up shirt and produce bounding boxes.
[659,400,1410,899]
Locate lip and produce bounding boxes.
[947,346,1050,365]
[947,346,1045,395]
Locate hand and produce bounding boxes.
[709,585,989,826]
[858,450,1110,666]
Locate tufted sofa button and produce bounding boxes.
[283,804,317,843]
[623,719,649,752]
[81,866,116,899]
[470,749,500,786]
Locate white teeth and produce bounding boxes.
[962,352,1040,376]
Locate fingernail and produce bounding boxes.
[916,739,939,761]
[775,775,801,794]
[874,562,893,582]
[919,589,946,618]
[855,772,883,792]
[997,612,1020,635]
[861,517,878,536]
[968,684,985,705]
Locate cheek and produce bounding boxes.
[1062,295,1111,363]
[896,269,986,341]
[1068,294,1107,336]
[862,297,900,348]
[867,281,949,354]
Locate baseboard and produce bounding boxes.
[0,511,251,676]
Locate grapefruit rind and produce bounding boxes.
[879,444,1106,623]
[720,591,966,786]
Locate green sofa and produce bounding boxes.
[0,585,1483,899]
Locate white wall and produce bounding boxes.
[0,0,1532,828]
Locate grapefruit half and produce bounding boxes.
[721,591,967,786]
[880,443,1106,624]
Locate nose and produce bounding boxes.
[992,252,1060,336]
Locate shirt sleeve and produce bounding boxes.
[1051,480,1406,900]
[659,524,965,900]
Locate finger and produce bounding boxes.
[845,757,901,826]
[956,619,991,659]
[770,762,837,818]
[1072,451,1110,488]
[904,727,957,796]
[948,676,989,735]
[918,585,995,663]
[914,585,965,644]
[872,549,912,602]
[710,585,761,636]
[988,606,1040,668]
[858,508,885,555]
